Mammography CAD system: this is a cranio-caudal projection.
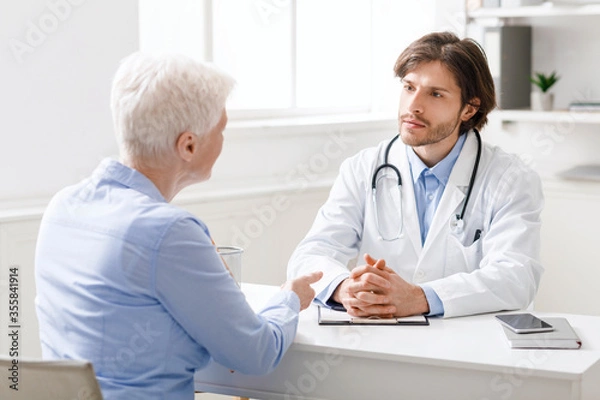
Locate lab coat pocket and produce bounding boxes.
[444,233,482,276]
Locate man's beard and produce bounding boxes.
[399,111,463,147]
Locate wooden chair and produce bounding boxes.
[0,356,103,399]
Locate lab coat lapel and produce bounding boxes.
[391,141,423,257]
[421,131,478,256]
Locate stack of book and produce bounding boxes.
[568,101,600,112]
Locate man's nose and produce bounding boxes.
[406,90,424,114]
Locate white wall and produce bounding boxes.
[458,5,600,315]
[0,0,139,358]
[0,0,139,208]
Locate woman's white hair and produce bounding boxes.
[111,52,235,162]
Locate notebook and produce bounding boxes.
[500,317,582,349]
[317,306,429,326]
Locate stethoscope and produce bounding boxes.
[371,129,482,241]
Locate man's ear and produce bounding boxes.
[461,98,481,121]
[176,131,196,162]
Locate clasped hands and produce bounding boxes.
[332,254,429,318]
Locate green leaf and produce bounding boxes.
[530,71,560,93]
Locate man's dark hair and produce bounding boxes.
[394,31,497,133]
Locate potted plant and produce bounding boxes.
[530,71,560,111]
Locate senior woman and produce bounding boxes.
[34,52,322,399]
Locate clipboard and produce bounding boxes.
[317,306,429,326]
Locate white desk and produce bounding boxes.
[194,284,600,400]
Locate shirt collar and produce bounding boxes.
[93,158,167,203]
[406,133,467,186]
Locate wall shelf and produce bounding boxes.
[494,109,600,124]
[469,3,600,19]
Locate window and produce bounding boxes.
[140,0,436,118]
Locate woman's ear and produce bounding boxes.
[176,131,196,162]
[461,98,481,121]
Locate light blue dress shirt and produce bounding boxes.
[407,133,467,245]
[408,133,467,316]
[35,158,300,400]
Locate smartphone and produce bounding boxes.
[495,313,554,334]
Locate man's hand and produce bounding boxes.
[282,271,323,310]
[332,256,395,317]
[332,254,429,317]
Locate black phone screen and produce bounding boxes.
[496,313,553,332]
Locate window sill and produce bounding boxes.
[174,177,334,206]
[224,112,397,137]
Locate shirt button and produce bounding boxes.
[415,270,425,279]
[428,195,434,200]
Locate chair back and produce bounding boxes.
[0,356,103,399]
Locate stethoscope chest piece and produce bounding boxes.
[449,214,465,235]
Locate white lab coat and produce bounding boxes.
[288,130,544,318]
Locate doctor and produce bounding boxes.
[288,31,544,318]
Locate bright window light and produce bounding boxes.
[295,0,371,109]
[213,0,292,109]
[140,0,437,117]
